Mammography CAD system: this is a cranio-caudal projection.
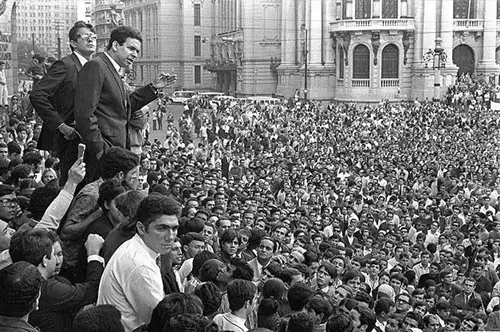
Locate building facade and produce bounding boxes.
[205,0,282,96]
[119,0,214,90]
[92,0,124,53]
[16,0,78,58]
[277,0,500,101]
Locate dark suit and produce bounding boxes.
[74,53,156,181]
[30,53,83,185]
[28,260,104,332]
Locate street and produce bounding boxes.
[147,102,185,144]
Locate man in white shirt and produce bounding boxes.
[97,195,180,332]
[374,297,395,332]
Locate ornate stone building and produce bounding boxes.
[277,0,500,101]
[119,0,214,89]
[205,0,281,96]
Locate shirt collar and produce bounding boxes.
[73,51,88,66]
[104,51,122,75]
[133,234,160,260]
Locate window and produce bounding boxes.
[194,4,201,26]
[194,65,201,84]
[454,0,476,19]
[381,44,399,78]
[353,44,370,79]
[194,35,201,56]
[355,0,371,19]
[339,47,345,79]
[382,0,398,18]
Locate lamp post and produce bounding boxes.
[301,25,309,103]
[423,37,447,101]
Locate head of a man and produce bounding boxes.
[106,26,142,68]
[69,21,97,57]
[9,228,56,279]
[0,261,42,318]
[100,147,140,188]
[181,232,205,259]
[135,195,180,255]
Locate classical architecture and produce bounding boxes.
[119,0,214,89]
[277,0,500,101]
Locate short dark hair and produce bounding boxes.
[181,232,205,247]
[72,304,124,332]
[326,313,352,332]
[375,297,395,315]
[136,194,180,230]
[0,261,42,317]
[194,281,222,317]
[287,282,314,311]
[7,141,21,155]
[22,151,43,166]
[107,25,143,50]
[9,228,53,266]
[305,297,332,324]
[227,279,257,312]
[98,179,130,211]
[148,293,203,332]
[220,228,240,245]
[356,305,376,331]
[99,147,139,180]
[230,257,254,281]
[288,312,315,332]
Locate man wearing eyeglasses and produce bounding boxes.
[74,26,176,183]
[31,21,97,186]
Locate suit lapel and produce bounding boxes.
[70,53,83,72]
[98,53,127,109]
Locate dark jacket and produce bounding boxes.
[28,260,104,332]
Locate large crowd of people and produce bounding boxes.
[3,22,500,332]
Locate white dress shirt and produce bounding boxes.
[97,234,164,332]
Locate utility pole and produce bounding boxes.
[304,28,308,103]
[31,33,35,53]
[55,20,62,59]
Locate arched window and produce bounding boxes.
[339,47,345,79]
[353,44,370,79]
[454,0,476,19]
[382,44,399,78]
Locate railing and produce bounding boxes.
[330,19,415,31]
[352,79,370,87]
[381,79,399,87]
[453,19,484,30]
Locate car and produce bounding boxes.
[210,95,237,108]
[248,96,282,107]
[171,90,197,103]
[194,91,224,101]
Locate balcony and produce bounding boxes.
[381,79,399,87]
[330,18,415,32]
[453,19,484,31]
[352,79,370,87]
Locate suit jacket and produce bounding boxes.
[74,53,157,156]
[30,53,83,151]
[28,260,104,332]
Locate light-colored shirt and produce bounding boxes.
[73,51,88,67]
[213,312,248,332]
[178,258,193,286]
[97,234,163,332]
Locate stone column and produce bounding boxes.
[414,0,436,67]
[373,0,381,18]
[309,0,322,64]
[324,0,335,65]
[296,0,305,64]
[281,0,296,65]
[476,0,500,76]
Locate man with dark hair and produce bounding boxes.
[248,236,276,282]
[25,54,46,84]
[287,312,315,332]
[178,232,208,287]
[75,25,176,182]
[277,283,314,332]
[305,297,332,331]
[213,279,257,331]
[9,227,105,332]
[351,305,376,332]
[97,195,180,332]
[60,147,139,281]
[72,304,125,332]
[0,261,42,332]
[374,297,395,332]
[31,21,96,184]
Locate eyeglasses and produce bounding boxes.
[77,33,97,41]
[0,198,18,207]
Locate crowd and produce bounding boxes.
[3,22,500,332]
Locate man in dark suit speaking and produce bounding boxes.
[31,21,96,186]
[75,26,175,182]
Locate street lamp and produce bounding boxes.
[422,37,447,101]
[301,24,309,103]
